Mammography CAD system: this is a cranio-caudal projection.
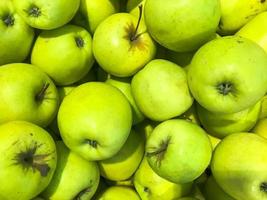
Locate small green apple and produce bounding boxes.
[96,186,141,200]
[0,63,59,127]
[146,119,212,184]
[0,0,34,65]
[0,121,57,200]
[131,59,193,121]
[12,0,80,29]
[252,118,267,139]
[188,36,267,114]
[41,141,100,200]
[31,24,94,86]
[98,130,145,181]
[58,82,132,161]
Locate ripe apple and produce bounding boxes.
[58,82,132,161]
[0,63,59,127]
[31,24,94,86]
[0,0,34,66]
[93,9,156,77]
[0,121,57,200]
[131,59,193,121]
[188,36,267,114]
[134,156,192,200]
[252,118,267,139]
[12,0,80,30]
[144,0,220,52]
[146,119,212,184]
[211,133,267,200]
[41,141,100,200]
[95,186,141,200]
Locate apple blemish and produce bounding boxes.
[3,14,15,27]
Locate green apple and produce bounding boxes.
[0,63,59,127]
[131,59,193,121]
[98,129,145,181]
[73,0,120,34]
[218,0,267,35]
[58,82,132,161]
[0,121,57,200]
[252,118,267,139]
[134,156,192,200]
[93,10,156,77]
[96,186,141,200]
[106,76,145,125]
[41,141,100,200]
[196,100,261,139]
[31,24,94,86]
[207,134,221,151]
[211,132,267,200]
[188,36,267,114]
[146,119,212,183]
[203,176,234,200]
[133,119,159,139]
[166,50,195,68]
[12,0,80,30]
[76,65,98,84]
[0,0,34,66]
[127,0,143,12]
[260,95,267,119]
[144,0,220,52]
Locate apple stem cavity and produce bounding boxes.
[130,4,143,41]
[3,14,15,27]
[217,82,233,95]
[260,182,267,193]
[35,82,50,102]
[74,187,92,200]
[28,6,41,18]
[85,139,98,148]
[75,37,84,48]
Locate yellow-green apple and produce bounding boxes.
[134,156,192,200]
[96,186,141,200]
[252,118,267,139]
[188,36,267,114]
[196,101,261,138]
[0,121,57,200]
[131,59,193,121]
[98,130,145,181]
[0,63,59,127]
[106,76,145,125]
[41,141,100,200]
[218,0,267,35]
[12,0,80,30]
[73,0,120,34]
[93,8,156,77]
[127,0,143,12]
[144,0,220,52]
[146,119,212,183]
[260,95,267,119]
[58,82,132,161]
[207,134,221,150]
[211,133,267,200]
[31,24,94,86]
[0,0,34,65]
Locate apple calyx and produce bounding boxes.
[260,182,267,193]
[13,141,51,177]
[35,82,50,102]
[75,36,84,48]
[74,186,92,200]
[85,139,98,148]
[216,82,233,95]
[143,186,150,194]
[3,14,15,27]
[146,136,171,167]
[27,6,41,18]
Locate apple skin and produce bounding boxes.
[31,25,94,86]
[0,63,59,127]
[95,186,141,200]
[0,0,34,66]
[0,121,57,200]
[98,129,145,181]
[252,118,267,139]
[259,95,267,119]
[144,0,220,52]
[93,12,156,77]
[207,134,221,150]
[41,141,100,200]
[188,36,267,114]
[58,82,132,161]
[127,0,143,12]
[146,119,212,184]
[196,100,261,139]
[211,133,267,200]
[131,59,193,121]
[12,0,80,30]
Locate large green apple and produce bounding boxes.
[197,101,261,139]
[0,63,59,127]
[134,156,192,200]
[31,24,94,86]
[41,141,100,200]
[93,11,156,77]
[146,119,212,184]
[0,0,34,66]
[131,59,193,121]
[58,82,132,161]
[188,36,267,114]
[96,186,141,200]
[12,0,80,30]
[98,129,145,181]
[211,133,267,200]
[73,0,120,34]
[144,0,220,52]
[0,121,57,200]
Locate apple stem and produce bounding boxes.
[130,4,143,41]
[35,82,50,102]
[3,14,14,27]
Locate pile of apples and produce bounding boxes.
[2,0,267,199]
